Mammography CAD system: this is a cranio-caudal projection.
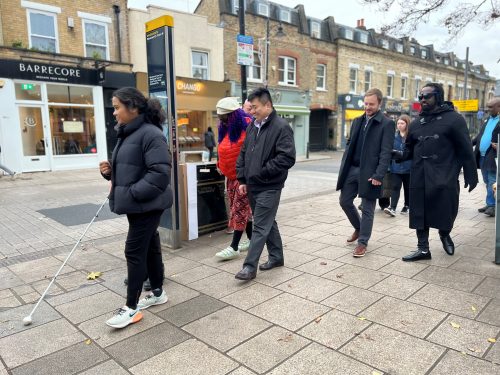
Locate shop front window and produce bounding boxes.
[47,84,93,104]
[49,106,96,155]
[177,110,208,151]
[15,83,42,101]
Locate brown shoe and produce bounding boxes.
[347,230,360,243]
[353,244,366,257]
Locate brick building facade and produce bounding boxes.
[0,0,134,173]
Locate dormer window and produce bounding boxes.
[280,9,290,23]
[421,49,427,59]
[444,58,450,65]
[410,46,416,55]
[258,3,269,17]
[381,39,389,49]
[345,29,353,40]
[396,43,403,53]
[359,32,367,43]
[311,21,321,38]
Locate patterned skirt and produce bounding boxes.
[226,178,252,231]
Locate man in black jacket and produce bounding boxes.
[234,88,296,280]
[336,88,394,258]
[472,97,500,217]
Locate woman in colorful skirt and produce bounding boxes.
[214,97,253,260]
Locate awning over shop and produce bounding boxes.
[345,109,364,120]
[274,104,310,115]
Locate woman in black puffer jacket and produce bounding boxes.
[99,87,172,329]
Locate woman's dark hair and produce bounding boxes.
[112,87,166,127]
[207,127,213,132]
[423,82,445,106]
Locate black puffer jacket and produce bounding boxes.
[236,110,295,192]
[104,114,173,214]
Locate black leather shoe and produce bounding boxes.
[235,266,256,280]
[440,235,455,255]
[402,248,432,262]
[259,260,284,271]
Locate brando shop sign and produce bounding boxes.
[0,59,99,85]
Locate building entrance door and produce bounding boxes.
[17,105,51,172]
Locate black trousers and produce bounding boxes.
[125,210,164,309]
[390,173,410,209]
[207,147,214,161]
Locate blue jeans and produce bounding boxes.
[480,156,496,207]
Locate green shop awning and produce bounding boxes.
[274,105,311,115]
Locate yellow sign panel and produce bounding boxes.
[345,109,365,120]
[452,99,479,112]
[146,15,174,32]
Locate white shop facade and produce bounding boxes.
[0,58,107,173]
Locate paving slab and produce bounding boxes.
[413,265,485,292]
[321,286,384,315]
[477,298,500,326]
[276,273,346,302]
[79,360,130,375]
[267,342,378,374]
[55,290,124,324]
[0,267,25,289]
[430,350,500,375]
[168,264,220,284]
[129,339,238,375]
[283,238,330,253]
[254,267,303,287]
[427,315,499,358]
[183,306,271,351]
[0,319,84,368]
[298,308,370,349]
[220,282,282,310]
[378,258,428,278]
[248,293,330,331]
[295,257,344,276]
[79,310,164,347]
[485,341,500,364]
[188,271,254,298]
[311,245,351,260]
[157,294,227,326]
[369,275,426,300]
[474,277,500,298]
[227,326,310,374]
[164,256,202,276]
[408,284,491,319]
[340,324,445,375]
[10,341,108,375]
[106,321,190,368]
[7,256,75,283]
[46,283,106,306]
[280,249,317,268]
[322,264,389,289]
[335,252,395,270]
[450,257,500,279]
[362,296,447,338]
[0,301,60,338]
[147,280,200,313]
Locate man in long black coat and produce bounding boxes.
[336,88,395,258]
[397,83,478,261]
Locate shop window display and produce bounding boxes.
[49,106,96,155]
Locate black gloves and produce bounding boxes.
[391,150,403,161]
[464,181,478,192]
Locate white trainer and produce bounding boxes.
[106,306,143,329]
[238,240,250,252]
[215,246,240,260]
[137,290,168,310]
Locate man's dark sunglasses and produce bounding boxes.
[418,92,437,101]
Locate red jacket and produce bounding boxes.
[217,131,246,180]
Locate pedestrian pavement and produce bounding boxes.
[1,153,500,374]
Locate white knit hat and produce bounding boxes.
[216,97,240,114]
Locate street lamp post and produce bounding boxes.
[264,17,285,88]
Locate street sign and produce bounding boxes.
[21,83,34,90]
[452,99,479,112]
[237,34,254,66]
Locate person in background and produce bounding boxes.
[473,97,500,217]
[204,126,216,162]
[394,83,478,261]
[336,88,395,258]
[384,115,411,217]
[234,88,296,280]
[242,99,252,114]
[214,97,253,260]
[100,87,172,329]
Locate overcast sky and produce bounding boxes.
[128,0,500,79]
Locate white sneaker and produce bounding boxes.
[106,306,143,329]
[238,240,250,252]
[215,246,240,260]
[384,207,396,217]
[137,290,168,310]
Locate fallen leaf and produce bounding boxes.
[87,271,102,280]
[314,316,322,323]
[488,338,497,343]
[471,305,477,312]
[84,339,92,345]
[358,316,367,321]
[336,274,343,279]
[320,262,327,265]
[460,351,467,356]
[468,347,481,353]
[287,284,293,288]
[372,371,383,375]
[277,333,293,342]
[450,321,461,329]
